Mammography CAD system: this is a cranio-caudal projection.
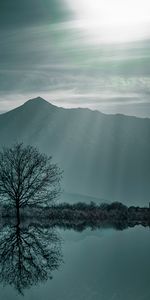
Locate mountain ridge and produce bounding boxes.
[2,97,150,121]
[0,96,150,205]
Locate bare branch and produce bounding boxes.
[0,143,63,209]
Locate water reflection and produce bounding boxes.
[0,221,62,295]
[0,213,149,297]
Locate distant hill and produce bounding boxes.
[0,97,150,205]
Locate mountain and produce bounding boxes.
[0,97,150,205]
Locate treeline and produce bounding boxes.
[48,201,150,223]
[44,202,150,230]
[49,201,128,221]
[1,201,150,231]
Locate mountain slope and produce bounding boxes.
[0,97,150,205]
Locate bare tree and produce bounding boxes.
[0,222,62,295]
[0,143,62,219]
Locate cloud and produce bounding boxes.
[0,0,150,117]
[0,0,70,29]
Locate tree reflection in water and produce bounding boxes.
[0,221,62,295]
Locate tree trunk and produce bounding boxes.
[16,202,20,225]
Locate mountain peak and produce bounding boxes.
[23,97,58,109]
[30,96,45,101]
[25,97,50,105]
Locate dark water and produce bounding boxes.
[0,223,150,300]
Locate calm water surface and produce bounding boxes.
[0,226,150,300]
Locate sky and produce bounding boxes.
[0,0,150,117]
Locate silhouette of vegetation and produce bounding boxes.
[0,143,62,221]
[0,221,62,295]
[43,201,150,231]
[1,200,150,229]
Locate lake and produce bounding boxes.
[0,224,150,300]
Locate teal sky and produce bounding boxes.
[0,0,150,117]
